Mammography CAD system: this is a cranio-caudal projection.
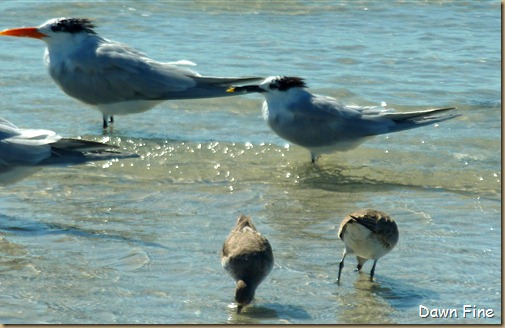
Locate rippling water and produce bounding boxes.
[0,0,500,324]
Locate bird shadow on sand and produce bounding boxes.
[292,160,447,195]
[371,276,439,310]
[226,302,311,324]
[0,165,44,186]
[284,162,393,193]
[341,272,439,310]
[333,273,439,324]
[0,213,170,250]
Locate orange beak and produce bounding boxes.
[0,27,47,39]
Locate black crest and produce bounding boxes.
[270,76,307,91]
[50,18,96,34]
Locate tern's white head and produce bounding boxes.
[0,17,97,45]
[258,76,307,93]
[227,76,307,95]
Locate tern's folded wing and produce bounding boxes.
[49,41,200,104]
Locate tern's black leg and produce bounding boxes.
[370,260,378,281]
[102,115,114,129]
[102,114,109,129]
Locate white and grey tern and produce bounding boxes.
[228,76,461,162]
[0,18,263,128]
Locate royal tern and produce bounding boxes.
[337,209,399,285]
[222,215,274,314]
[0,18,263,128]
[227,76,461,162]
[0,117,138,185]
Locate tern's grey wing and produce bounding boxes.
[290,95,392,137]
[306,96,455,137]
[305,95,363,121]
[49,40,200,105]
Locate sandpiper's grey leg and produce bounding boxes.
[337,250,346,285]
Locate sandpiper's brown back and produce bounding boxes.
[339,209,399,249]
[337,209,399,284]
[221,215,274,313]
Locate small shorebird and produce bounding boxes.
[0,18,263,128]
[337,209,399,284]
[227,76,460,163]
[221,215,274,314]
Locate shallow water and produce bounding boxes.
[0,0,501,324]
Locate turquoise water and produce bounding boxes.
[0,1,501,324]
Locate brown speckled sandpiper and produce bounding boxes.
[337,209,399,285]
[221,215,274,313]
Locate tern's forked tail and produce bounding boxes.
[384,107,461,132]
[43,138,139,165]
